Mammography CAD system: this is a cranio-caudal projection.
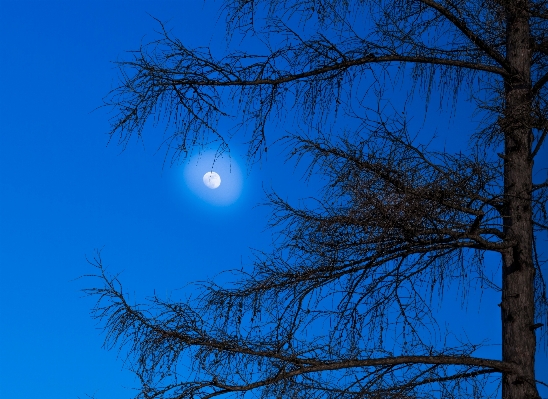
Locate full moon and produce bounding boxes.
[203,171,221,189]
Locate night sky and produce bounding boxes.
[0,1,546,398]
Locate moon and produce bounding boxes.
[203,171,221,189]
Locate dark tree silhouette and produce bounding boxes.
[86,1,548,398]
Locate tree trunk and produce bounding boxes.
[502,2,539,398]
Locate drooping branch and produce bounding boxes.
[85,257,517,399]
[105,9,511,159]
[158,55,507,88]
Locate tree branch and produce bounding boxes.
[418,0,512,72]
[200,356,512,394]
[531,127,548,158]
[533,71,548,95]
[160,55,508,88]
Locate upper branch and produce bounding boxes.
[419,0,513,72]
[161,54,509,88]
[105,22,510,156]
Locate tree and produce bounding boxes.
[86,1,548,398]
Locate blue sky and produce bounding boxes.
[0,1,546,398]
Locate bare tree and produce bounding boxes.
[86,1,548,398]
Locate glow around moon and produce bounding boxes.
[177,150,245,206]
[203,171,221,189]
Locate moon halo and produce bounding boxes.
[178,150,244,206]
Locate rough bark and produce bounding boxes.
[502,1,539,398]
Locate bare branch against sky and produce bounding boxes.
[86,1,547,398]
